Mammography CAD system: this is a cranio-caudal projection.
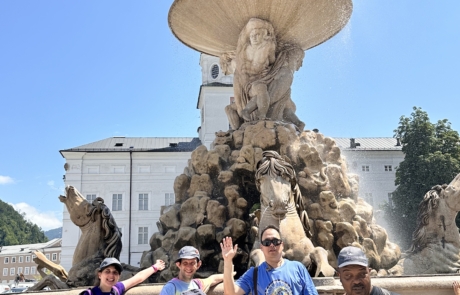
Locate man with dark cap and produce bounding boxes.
[160,246,225,295]
[337,246,400,295]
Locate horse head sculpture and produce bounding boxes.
[31,186,123,290]
[251,151,335,277]
[404,173,460,274]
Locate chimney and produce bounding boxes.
[396,138,401,146]
[350,138,361,148]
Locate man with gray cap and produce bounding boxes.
[160,246,225,295]
[337,246,400,295]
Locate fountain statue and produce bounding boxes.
[136,0,403,282]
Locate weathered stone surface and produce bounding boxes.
[217,171,233,185]
[206,200,227,228]
[162,230,178,252]
[191,145,209,175]
[159,204,181,233]
[174,174,190,203]
[207,150,223,177]
[232,130,244,149]
[214,144,231,163]
[243,121,277,150]
[188,174,213,198]
[335,222,359,248]
[179,193,209,227]
[225,185,247,219]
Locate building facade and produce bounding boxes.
[0,239,61,284]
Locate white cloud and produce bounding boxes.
[11,202,62,231]
[0,175,14,184]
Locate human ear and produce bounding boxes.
[197,261,202,269]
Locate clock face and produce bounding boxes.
[211,64,219,79]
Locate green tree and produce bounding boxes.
[384,107,460,249]
[0,199,48,246]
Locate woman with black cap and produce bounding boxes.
[81,257,165,295]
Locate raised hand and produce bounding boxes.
[154,259,166,271]
[220,236,238,261]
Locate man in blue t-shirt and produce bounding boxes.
[221,225,318,295]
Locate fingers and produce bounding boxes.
[155,259,166,270]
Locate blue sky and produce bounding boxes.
[1,1,459,231]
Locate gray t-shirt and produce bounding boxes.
[370,285,400,295]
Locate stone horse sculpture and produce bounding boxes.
[250,150,335,277]
[30,186,122,290]
[404,173,460,274]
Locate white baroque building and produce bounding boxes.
[60,54,403,270]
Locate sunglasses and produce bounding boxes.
[261,238,283,247]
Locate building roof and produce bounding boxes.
[333,137,402,151]
[0,239,62,256]
[60,137,201,156]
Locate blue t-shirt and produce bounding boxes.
[160,278,206,295]
[236,260,318,295]
[82,282,126,295]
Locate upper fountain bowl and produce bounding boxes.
[168,0,352,57]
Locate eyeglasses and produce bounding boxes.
[261,238,283,247]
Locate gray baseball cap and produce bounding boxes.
[99,257,123,273]
[337,246,368,268]
[176,246,200,262]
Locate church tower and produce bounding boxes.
[197,54,234,148]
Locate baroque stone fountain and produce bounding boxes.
[139,0,402,283]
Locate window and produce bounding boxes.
[4,257,9,264]
[11,257,16,263]
[211,64,219,79]
[24,267,29,275]
[32,254,36,259]
[18,256,23,263]
[165,193,175,206]
[112,194,123,211]
[86,194,97,202]
[364,193,373,205]
[139,194,148,211]
[45,254,50,260]
[52,253,57,261]
[384,165,393,171]
[17,267,22,274]
[361,165,370,172]
[30,267,36,275]
[10,268,15,275]
[138,227,148,244]
[2,268,7,276]
[138,166,150,173]
[25,256,30,263]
